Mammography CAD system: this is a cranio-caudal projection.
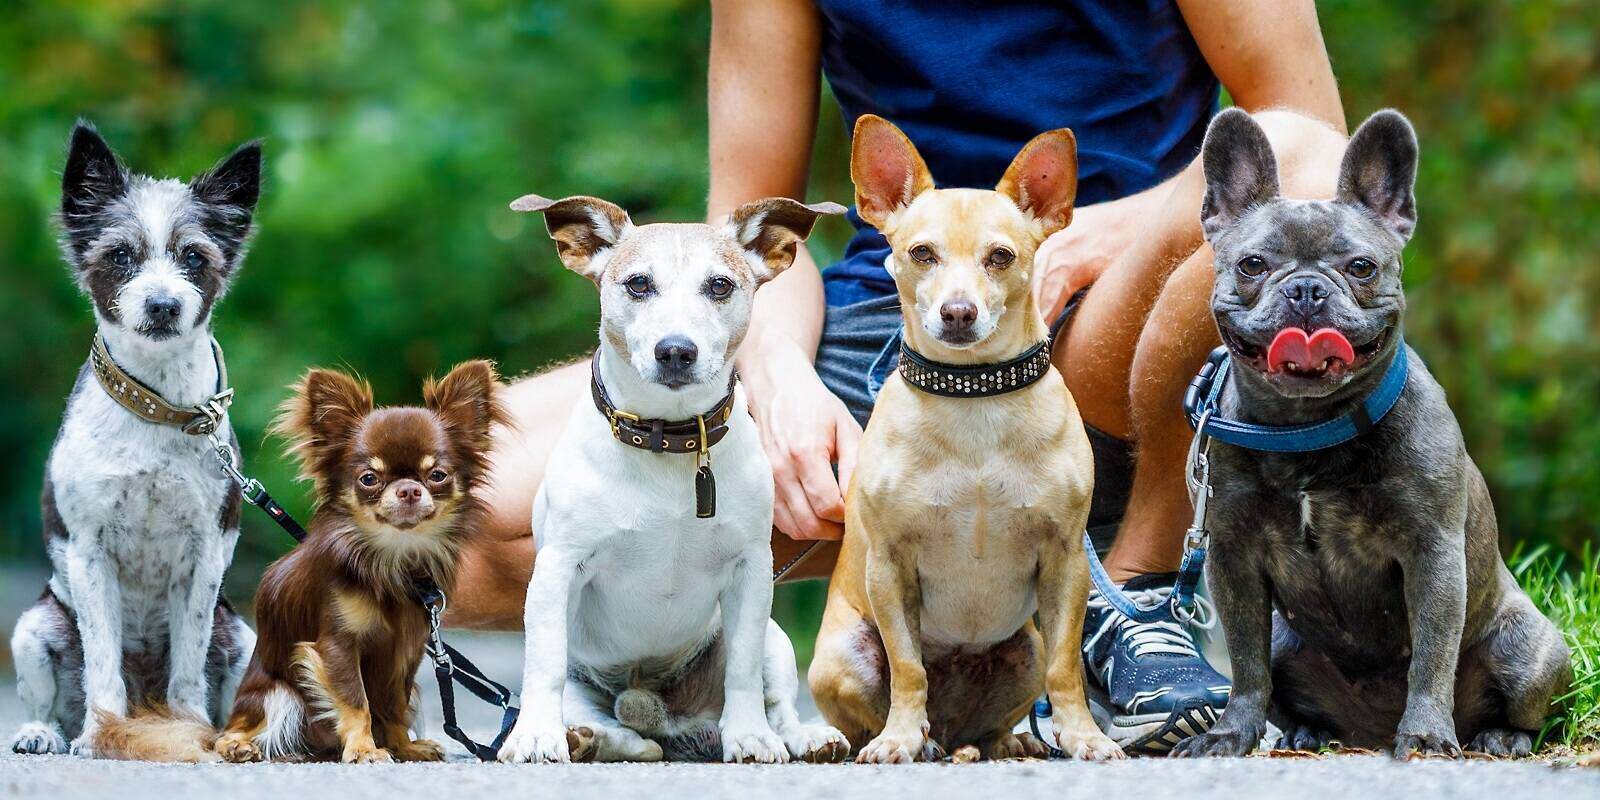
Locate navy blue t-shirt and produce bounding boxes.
[816,0,1220,305]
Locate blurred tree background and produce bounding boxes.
[0,0,1595,630]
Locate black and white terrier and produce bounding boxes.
[9,123,262,756]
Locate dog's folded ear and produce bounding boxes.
[729,198,846,283]
[272,369,374,489]
[61,121,128,244]
[510,194,632,281]
[996,128,1078,237]
[424,360,507,467]
[850,114,934,230]
[1200,108,1281,240]
[1336,109,1419,244]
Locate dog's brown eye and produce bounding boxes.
[986,248,1015,269]
[358,471,380,488]
[909,244,937,264]
[1237,256,1269,277]
[624,274,655,298]
[428,469,449,484]
[1346,257,1378,279]
[705,276,735,300]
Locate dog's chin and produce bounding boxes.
[131,322,183,342]
[374,509,438,532]
[1220,325,1392,399]
[923,324,985,349]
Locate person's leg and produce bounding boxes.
[1057,109,1348,581]
[446,361,587,630]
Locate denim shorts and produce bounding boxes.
[813,289,1133,552]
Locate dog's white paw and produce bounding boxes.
[721,724,789,764]
[69,732,96,758]
[856,724,944,764]
[1054,729,1125,761]
[10,722,68,755]
[497,721,575,764]
[785,723,851,763]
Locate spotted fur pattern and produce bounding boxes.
[9,123,261,757]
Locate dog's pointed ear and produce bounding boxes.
[191,140,263,259]
[62,121,127,225]
[272,369,374,489]
[1200,108,1281,240]
[850,115,934,230]
[192,140,263,213]
[424,360,506,458]
[510,194,632,281]
[1336,109,1418,244]
[728,198,846,283]
[996,128,1077,237]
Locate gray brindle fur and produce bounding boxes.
[1171,109,1571,759]
[9,123,261,755]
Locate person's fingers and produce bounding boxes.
[834,408,862,500]
[797,442,847,525]
[777,446,833,539]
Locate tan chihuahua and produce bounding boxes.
[809,115,1122,763]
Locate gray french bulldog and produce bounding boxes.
[1170,108,1571,759]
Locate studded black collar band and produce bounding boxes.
[90,334,234,435]
[897,340,1053,398]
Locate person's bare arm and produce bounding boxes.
[1035,0,1344,317]
[710,0,856,541]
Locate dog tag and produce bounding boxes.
[695,465,716,518]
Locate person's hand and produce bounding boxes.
[741,338,860,541]
[1032,201,1133,323]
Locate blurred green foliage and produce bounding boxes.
[0,0,1594,591]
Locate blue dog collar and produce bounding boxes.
[1183,339,1409,453]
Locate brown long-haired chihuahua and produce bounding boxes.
[208,360,505,763]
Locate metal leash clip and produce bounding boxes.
[423,590,452,671]
[1172,408,1214,625]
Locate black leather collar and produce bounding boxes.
[897,340,1052,398]
[589,355,736,454]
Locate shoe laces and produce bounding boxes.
[1084,583,1216,661]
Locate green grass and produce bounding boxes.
[1513,543,1600,751]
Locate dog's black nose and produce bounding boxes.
[940,300,978,333]
[144,295,182,324]
[655,336,698,368]
[1281,275,1332,320]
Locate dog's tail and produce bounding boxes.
[613,668,671,736]
[92,705,221,763]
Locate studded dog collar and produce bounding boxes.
[589,354,737,518]
[897,340,1052,398]
[90,334,234,435]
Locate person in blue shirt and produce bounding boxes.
[454,0,1351,757]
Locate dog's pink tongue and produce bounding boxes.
[1266,328,1355,373]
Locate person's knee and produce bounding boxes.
[1245,109,1346,198]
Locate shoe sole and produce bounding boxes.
[1086,683,1223,755]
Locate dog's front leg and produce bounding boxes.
[1036,533,1124,760]
[1171,531,1272,758]
[1392,522,1468,759]
[717,541,787,763]
[166,531,232,719]
[856,538,939,763]
[499,540,588,764]
[65,534,126,755]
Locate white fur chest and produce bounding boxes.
[539,391,774,672]
[47,368,237,634]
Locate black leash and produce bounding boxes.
[203,431,519,762]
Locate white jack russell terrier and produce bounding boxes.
[497,194,850,764]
